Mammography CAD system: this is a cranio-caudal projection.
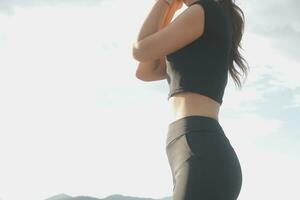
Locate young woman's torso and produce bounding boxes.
[168,92,220,123]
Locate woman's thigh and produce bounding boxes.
[167,130,243,200]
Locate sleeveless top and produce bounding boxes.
[165,0,233,105]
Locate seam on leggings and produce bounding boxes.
[173,135,196,176]
[174,154,196,179]
[166,130,191,148]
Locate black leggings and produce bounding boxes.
[166,115,242,200]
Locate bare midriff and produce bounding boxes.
[168,91,221,123]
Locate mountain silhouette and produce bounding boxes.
[46,193,172,200]
[45,193,72,200]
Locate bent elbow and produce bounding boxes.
[132,48,146,62]
[132,49,142,62]
[135,69,149,82]
[132,42,150,62]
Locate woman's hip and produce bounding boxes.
[165,115,242,185]
[166,115,227,147]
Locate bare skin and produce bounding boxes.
[168,91,220,123]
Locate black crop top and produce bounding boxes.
[165,0,233,105]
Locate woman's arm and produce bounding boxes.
[135,0,169,43]
[134,0,170,78]
[155,0,182,75]
[159,0,183,29]
[134,0,182,81]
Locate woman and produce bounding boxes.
[132,0,249,199]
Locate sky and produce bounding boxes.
[0,0,299,200]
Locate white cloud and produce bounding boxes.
[0,0,109,15]
[234,0,300,92]
[236,143,300,200]
[241,30,300,90]
[284,93,300,108]
[220,111,297,200]
[0,2,176,200]
[221,113,284,146]
[0,1,299,200]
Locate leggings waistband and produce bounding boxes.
[166,115,226,146]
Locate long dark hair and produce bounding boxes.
[217,0,249,89]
